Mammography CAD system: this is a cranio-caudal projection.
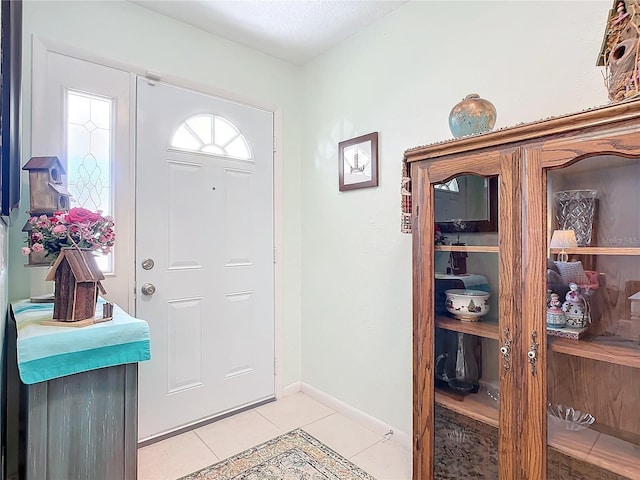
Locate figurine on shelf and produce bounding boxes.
[435,223,447,246]
[546,291,567,328]
[449,249,467,275]
[562,282,590,328]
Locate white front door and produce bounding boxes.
[136,79,275,441]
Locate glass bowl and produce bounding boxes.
[486,384,500,408]
[547,404,595,431]
[448,378,475,394]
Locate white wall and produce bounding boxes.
[7,0,304,384]
[300,0,611,435]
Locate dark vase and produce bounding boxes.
[448,93,497,138]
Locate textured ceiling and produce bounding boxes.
[132,0,409,65]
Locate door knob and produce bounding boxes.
[141,283,156,296]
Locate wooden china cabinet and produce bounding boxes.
[406,100,640,479]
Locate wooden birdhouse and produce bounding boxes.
[597,1,640,101]
[22,156,72,213]
[45,248,107,321]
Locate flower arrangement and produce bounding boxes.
[22,207,115,262]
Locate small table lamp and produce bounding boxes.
[550,229,578,262]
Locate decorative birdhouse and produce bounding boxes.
[597,1,640,101]
[22,156,72,213]
[45,248,107,321]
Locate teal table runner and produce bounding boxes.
[10,298,151,384]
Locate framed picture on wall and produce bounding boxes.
[338,132,378,191]
[1,0,23,224]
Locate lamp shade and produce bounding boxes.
[550,230,578,249]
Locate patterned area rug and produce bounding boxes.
[179,429,376,480]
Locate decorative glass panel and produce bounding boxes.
[546,155,640,480]
[432,173,500,478]
[66,90,114,272]
[171,114,251,160]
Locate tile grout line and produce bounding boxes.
[193,429,223,460]
[254,400,337,433]
[300,410,337,430]
[254,407,289,432]
[347,437,388,460]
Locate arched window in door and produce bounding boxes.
[171,114,252,160]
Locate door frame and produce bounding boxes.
[30,36,285,398]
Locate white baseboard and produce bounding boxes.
[282,382,301,397]
[300,383,411,452]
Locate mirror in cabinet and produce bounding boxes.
[545,155,640,480]
[435,176,498,234]
[432,173,502,477]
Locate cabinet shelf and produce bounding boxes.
[435,387,498,428]
[548,336,640,369]
[549,247,640,256]
[549,423,639,480]
[435,245,499,253]
[438,390,639,479]
[435,315,499,340]
[436,388,640,478]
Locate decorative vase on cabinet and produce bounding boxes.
[448,93,497,138]
[406,101,640,480]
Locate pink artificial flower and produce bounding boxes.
[21,247,31,256]
[54,212,68,224]
[67,207,100,224]
[22,207,115,261]
[79,226,93,240]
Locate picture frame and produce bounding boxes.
[338,132,378,191]
[1,0,23,224]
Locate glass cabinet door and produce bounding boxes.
[545,155,640,479]
[431,173,501,479]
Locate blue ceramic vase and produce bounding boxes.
[448,94,497,138]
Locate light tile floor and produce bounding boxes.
[138,392,412,480]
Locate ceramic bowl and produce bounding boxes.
[445,289,490,321]
[547,404,595,431]
[546,311,567,328]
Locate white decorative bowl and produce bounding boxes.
[547,404,595,431]
[445,289,491,321]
